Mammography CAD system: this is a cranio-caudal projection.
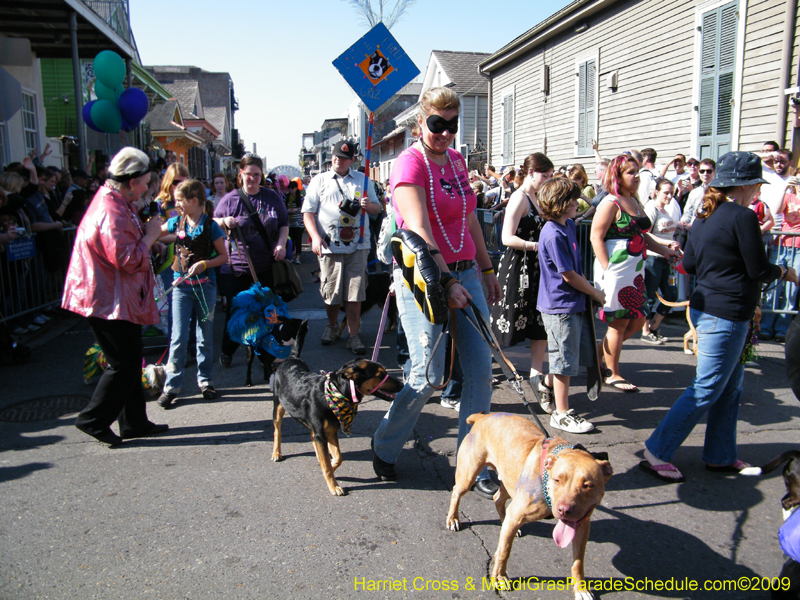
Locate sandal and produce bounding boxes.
[706,459,750,473]
[606,378,639,393]
[639,460,684,483]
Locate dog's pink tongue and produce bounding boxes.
[553,519,577,548]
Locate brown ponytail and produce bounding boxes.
[698,186,733,219]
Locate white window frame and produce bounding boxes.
[499,85,515,167]
[573,50,599,158]
[690,0,746,156]
[21,90,39,156]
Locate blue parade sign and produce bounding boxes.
[6,236,36,261]
[332,22,420,113]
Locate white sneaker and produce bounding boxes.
[321,325,338,345]
[440,398,461,412]
[26,324,40,332]
[33,315,49,325]
[550,409,595,434]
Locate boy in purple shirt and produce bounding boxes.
[537,179,606,433]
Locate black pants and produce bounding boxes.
[76,317,151,435]
[289,227,304,258]
[221,269,274,357]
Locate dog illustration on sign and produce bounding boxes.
[360,49,393,84]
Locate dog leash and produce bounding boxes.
[371,289,393,362]
[457,298,550,437]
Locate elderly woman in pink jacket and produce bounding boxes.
[62,148,168,446]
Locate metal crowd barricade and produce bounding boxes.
[761,231,800,317]
[1,226,77,321]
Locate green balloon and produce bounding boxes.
[94,50,126,89]
[94,81,122,103]
[90,99,122,134]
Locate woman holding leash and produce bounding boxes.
[63,147,168,446]
[214,155,289,367]
[641,152,798,482]
[371,87,502,499]
[590,155,680,393]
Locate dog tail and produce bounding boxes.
[289,320,309,360]
[466,412,487,426]
[655,292,690,308]
[740,450,800,476]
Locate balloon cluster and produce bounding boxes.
[82,51,149,134]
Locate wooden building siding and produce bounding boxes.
[738,0,794,150]
[486,0,800,173]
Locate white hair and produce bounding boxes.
[106,147,150,191]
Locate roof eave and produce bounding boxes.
[478,0,616,74]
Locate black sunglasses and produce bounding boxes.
[426,115,458,135]
[687,162,699,167]
[699,169,714,174]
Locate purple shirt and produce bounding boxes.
[537,219,586,314]
[214,188,288,275]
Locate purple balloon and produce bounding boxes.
[82,101,103,132]
[117,87,149,125]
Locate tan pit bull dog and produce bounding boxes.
[446,413,612,600]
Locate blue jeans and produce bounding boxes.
[374,267,493,469]
[761,244,800,337]
[644,256,678,319]
[645,309,749,465]
[165,280,216,394]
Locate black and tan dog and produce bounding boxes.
[446,413,612,600]
[271,323,403,496]
[742,452,800,598]
[245,317,307,388]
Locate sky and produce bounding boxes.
[130,0,573,170]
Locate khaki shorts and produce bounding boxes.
[319,250,368,305]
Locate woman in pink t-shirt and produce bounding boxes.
[371,88,501,497]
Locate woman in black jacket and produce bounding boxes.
[641,152,798,483]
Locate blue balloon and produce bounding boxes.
[82,101,103,132]
[117,87,149,126]
[121,116,137,132]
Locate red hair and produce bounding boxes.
[602,155,639,197]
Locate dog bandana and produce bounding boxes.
[324,373,358,435]
[541,439,582,549]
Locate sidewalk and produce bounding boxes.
[0,253,798,599]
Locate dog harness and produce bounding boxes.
[540,438,575,512]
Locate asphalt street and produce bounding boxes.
[1,257,799,600]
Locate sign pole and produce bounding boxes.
[358,111,374,244]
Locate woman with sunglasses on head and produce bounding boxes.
[490,153,555,412]
[214,155,289,367]
[590,155,680,393]
[641,152,798,483]
[371,87,502,498]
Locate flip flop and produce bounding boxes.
[606,378,639,393]
[639,460,685,483]
[705,459,751,473]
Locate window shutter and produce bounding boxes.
[577,62,587,154]
[502,93,514,165]
[697,1,737,159]
[585,60,596,150]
